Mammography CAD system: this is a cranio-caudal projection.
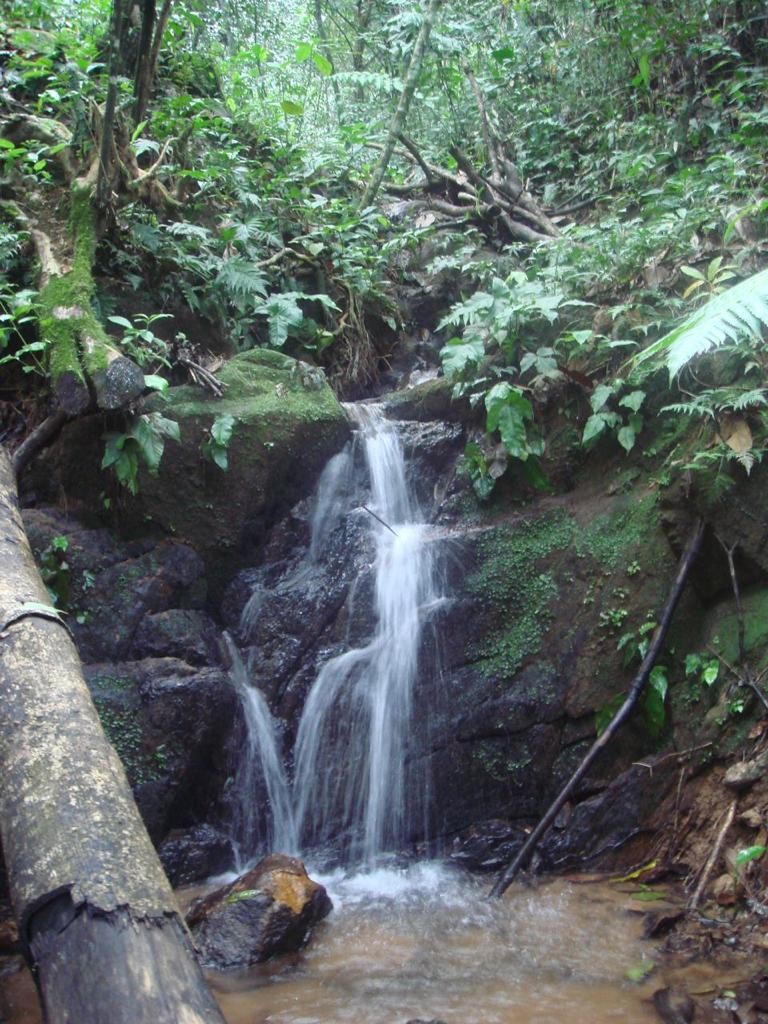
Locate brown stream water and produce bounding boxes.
[207,863,660,1024]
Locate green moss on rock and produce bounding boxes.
[576,493,659,571]
[125,349,350,598]
[467,508,576,679]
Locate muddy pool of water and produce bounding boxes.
[207,862,660,1024]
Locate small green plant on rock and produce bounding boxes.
[102,412,181,494]
[201,413,236,470]
[37,534,70,607]
[107,312,174,370]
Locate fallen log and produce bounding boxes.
[489,518,705,899]
[0,449,226,1024]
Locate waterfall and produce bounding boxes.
[228,403,443,868]
[224,633,297,869]
[293,404,442,865]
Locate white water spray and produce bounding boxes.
[293,404,442,864]
[225,633,297,868]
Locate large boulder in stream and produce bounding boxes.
[187,854,332,970]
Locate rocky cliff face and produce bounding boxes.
[19,363,768,883]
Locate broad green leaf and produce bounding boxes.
[440,337,484,378]
[702,662,719,685]
[264,293,304,347]
[643,666,668,737]
[147,413,180,442]
[496,405,529,459]
[680,265,706,281]
[143,374,169,393]
[312,53,333,76]
[684,653,702,676]
[619,390,646,413]
[617,426,636,452]
[130,417,165,474]
[734,845,766,868]
[211,414,235,446]
[582,411,621,444]
[649,665,668,699]
[590,383,614,412]
[107,315,135,330]
[212,447,229,471]
[295,42,312,62]
[101,433,126,468]
[281,100,304,116]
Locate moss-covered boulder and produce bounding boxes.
[122,349,349,594]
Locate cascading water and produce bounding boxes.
[229,403,444,868]
[294,404,443,864]
[205,406,661,1024]
[224,633,297,868]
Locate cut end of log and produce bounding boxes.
[55,371,91,416]
[92,356,146,410]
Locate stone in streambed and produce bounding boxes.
[187,854,332,970]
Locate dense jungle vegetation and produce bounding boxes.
[0,0,767,498]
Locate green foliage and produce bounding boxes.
[102,412,181,494]
[734,845,766,870]
[37,534,71,607]
[201,413,236,470]
[467,510,575,677]
[684,652,720,688]
[107,313,174,370]
[635,268,768,378]
[582,383,646,453]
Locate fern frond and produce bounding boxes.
[731,389,768,410]
[163,222,212,241]
[634,267,768,377]
[215,259,268,300]
[661,401,716,419]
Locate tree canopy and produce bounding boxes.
[1,0,766,495]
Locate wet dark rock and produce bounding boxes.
[539,761,678,871]
[158,824,233,887]
[449,819,529,872]
[72,541,206,663]
[83,659,238,843]
[131,609,221,666]
[188,854,332,971]
[652,986,695,1024]
[383,377,469,423]
[400,419,465,513]
[20,508,209,662]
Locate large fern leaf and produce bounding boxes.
[635,267,768,377]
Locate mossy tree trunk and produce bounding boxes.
[0,449,226,1024]
[40,183,144,415]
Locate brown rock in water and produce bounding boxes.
[187,854,332,971]
[723,751,768,790]
[652,986,695,1024]
[712,873,738,906]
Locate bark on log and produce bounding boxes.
[0,449,226,1024]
